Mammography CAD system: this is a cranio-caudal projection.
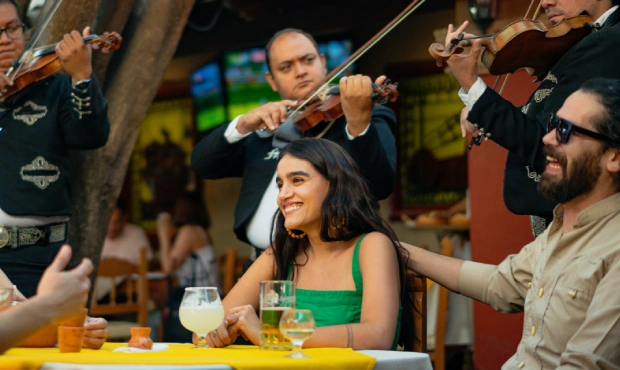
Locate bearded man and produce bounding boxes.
[404,78,620,369]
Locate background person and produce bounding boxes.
[445,0,620,236]
[0,0,110,297]
[157,191,220,342]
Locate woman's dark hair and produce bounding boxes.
[270,137,415,350]
[171,191,211,228]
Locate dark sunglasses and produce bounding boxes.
[547,113,617,145]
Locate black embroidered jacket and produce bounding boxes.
[0,74,110,217]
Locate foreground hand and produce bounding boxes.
[83,316,109,349]
[56,27,93,82]
[237,100,298,134]
[36,245,92,322]
[227,305,260,345]
[444,21,481,92]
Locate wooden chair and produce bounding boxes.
[409,270,427,353]
[90,248,149,341]
[427,236,453,370]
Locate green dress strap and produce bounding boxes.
[287,233,401,350]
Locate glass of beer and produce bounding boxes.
[259,280,295,350]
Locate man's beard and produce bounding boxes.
[538,146,602,204]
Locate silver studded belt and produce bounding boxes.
[0,222,67,249]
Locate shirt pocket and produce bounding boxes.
[556,255,603,312]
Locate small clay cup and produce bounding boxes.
[58,307,88,327]
[58,326,85,353]
[128,327,153,350]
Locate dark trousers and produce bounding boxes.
[0,241,63,298]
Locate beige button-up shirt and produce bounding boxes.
[459,193,620,369]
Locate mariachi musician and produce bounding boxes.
[442,0,620,236]
[191,28,397,268]
[0,0,110,302]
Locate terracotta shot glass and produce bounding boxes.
[58,307,88,328]
[58,326,85,353]
[128,327,153,350]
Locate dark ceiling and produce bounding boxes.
[175,0,456,57]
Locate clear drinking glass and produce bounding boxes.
[279,309,315,359]
[259,280,295,350]
[179,287,224,348]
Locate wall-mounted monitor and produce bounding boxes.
[190,61,227,133]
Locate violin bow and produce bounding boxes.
[288,0,427,118]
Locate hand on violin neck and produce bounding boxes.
[237,100,297,134]
[339,74,374,137]
[56,27,93,83]
[446,38,482,93]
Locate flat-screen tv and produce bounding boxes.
[190,61,227,133]
[223,39,354,119]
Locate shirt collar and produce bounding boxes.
[553,192,620,227]
[595,5,619,27]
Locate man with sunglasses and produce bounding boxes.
[404,77,620,369]
[0,0,110,348]
[444,0,620,236]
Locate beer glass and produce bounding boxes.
[179,287,224,348]
[259,280,295,350]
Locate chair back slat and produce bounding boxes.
[90,248,149,328]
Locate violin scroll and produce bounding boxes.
[371,79,399,104]
[428,33,468,66]
[90,32,123,52]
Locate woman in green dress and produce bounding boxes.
[204,138,415,350]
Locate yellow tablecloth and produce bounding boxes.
[0,343,376,370]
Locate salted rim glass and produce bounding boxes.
[179,287,224,348]
[279,309,315,359]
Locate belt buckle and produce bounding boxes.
[0,226,9,248]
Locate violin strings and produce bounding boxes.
[289,0,427,118]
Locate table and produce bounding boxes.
[0,343,432,370]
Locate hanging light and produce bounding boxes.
[468,0,497,34]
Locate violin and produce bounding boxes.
[0,32,122,103]
[285,0,426,134]
[429,14,594,78]
[292,81,400,133]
